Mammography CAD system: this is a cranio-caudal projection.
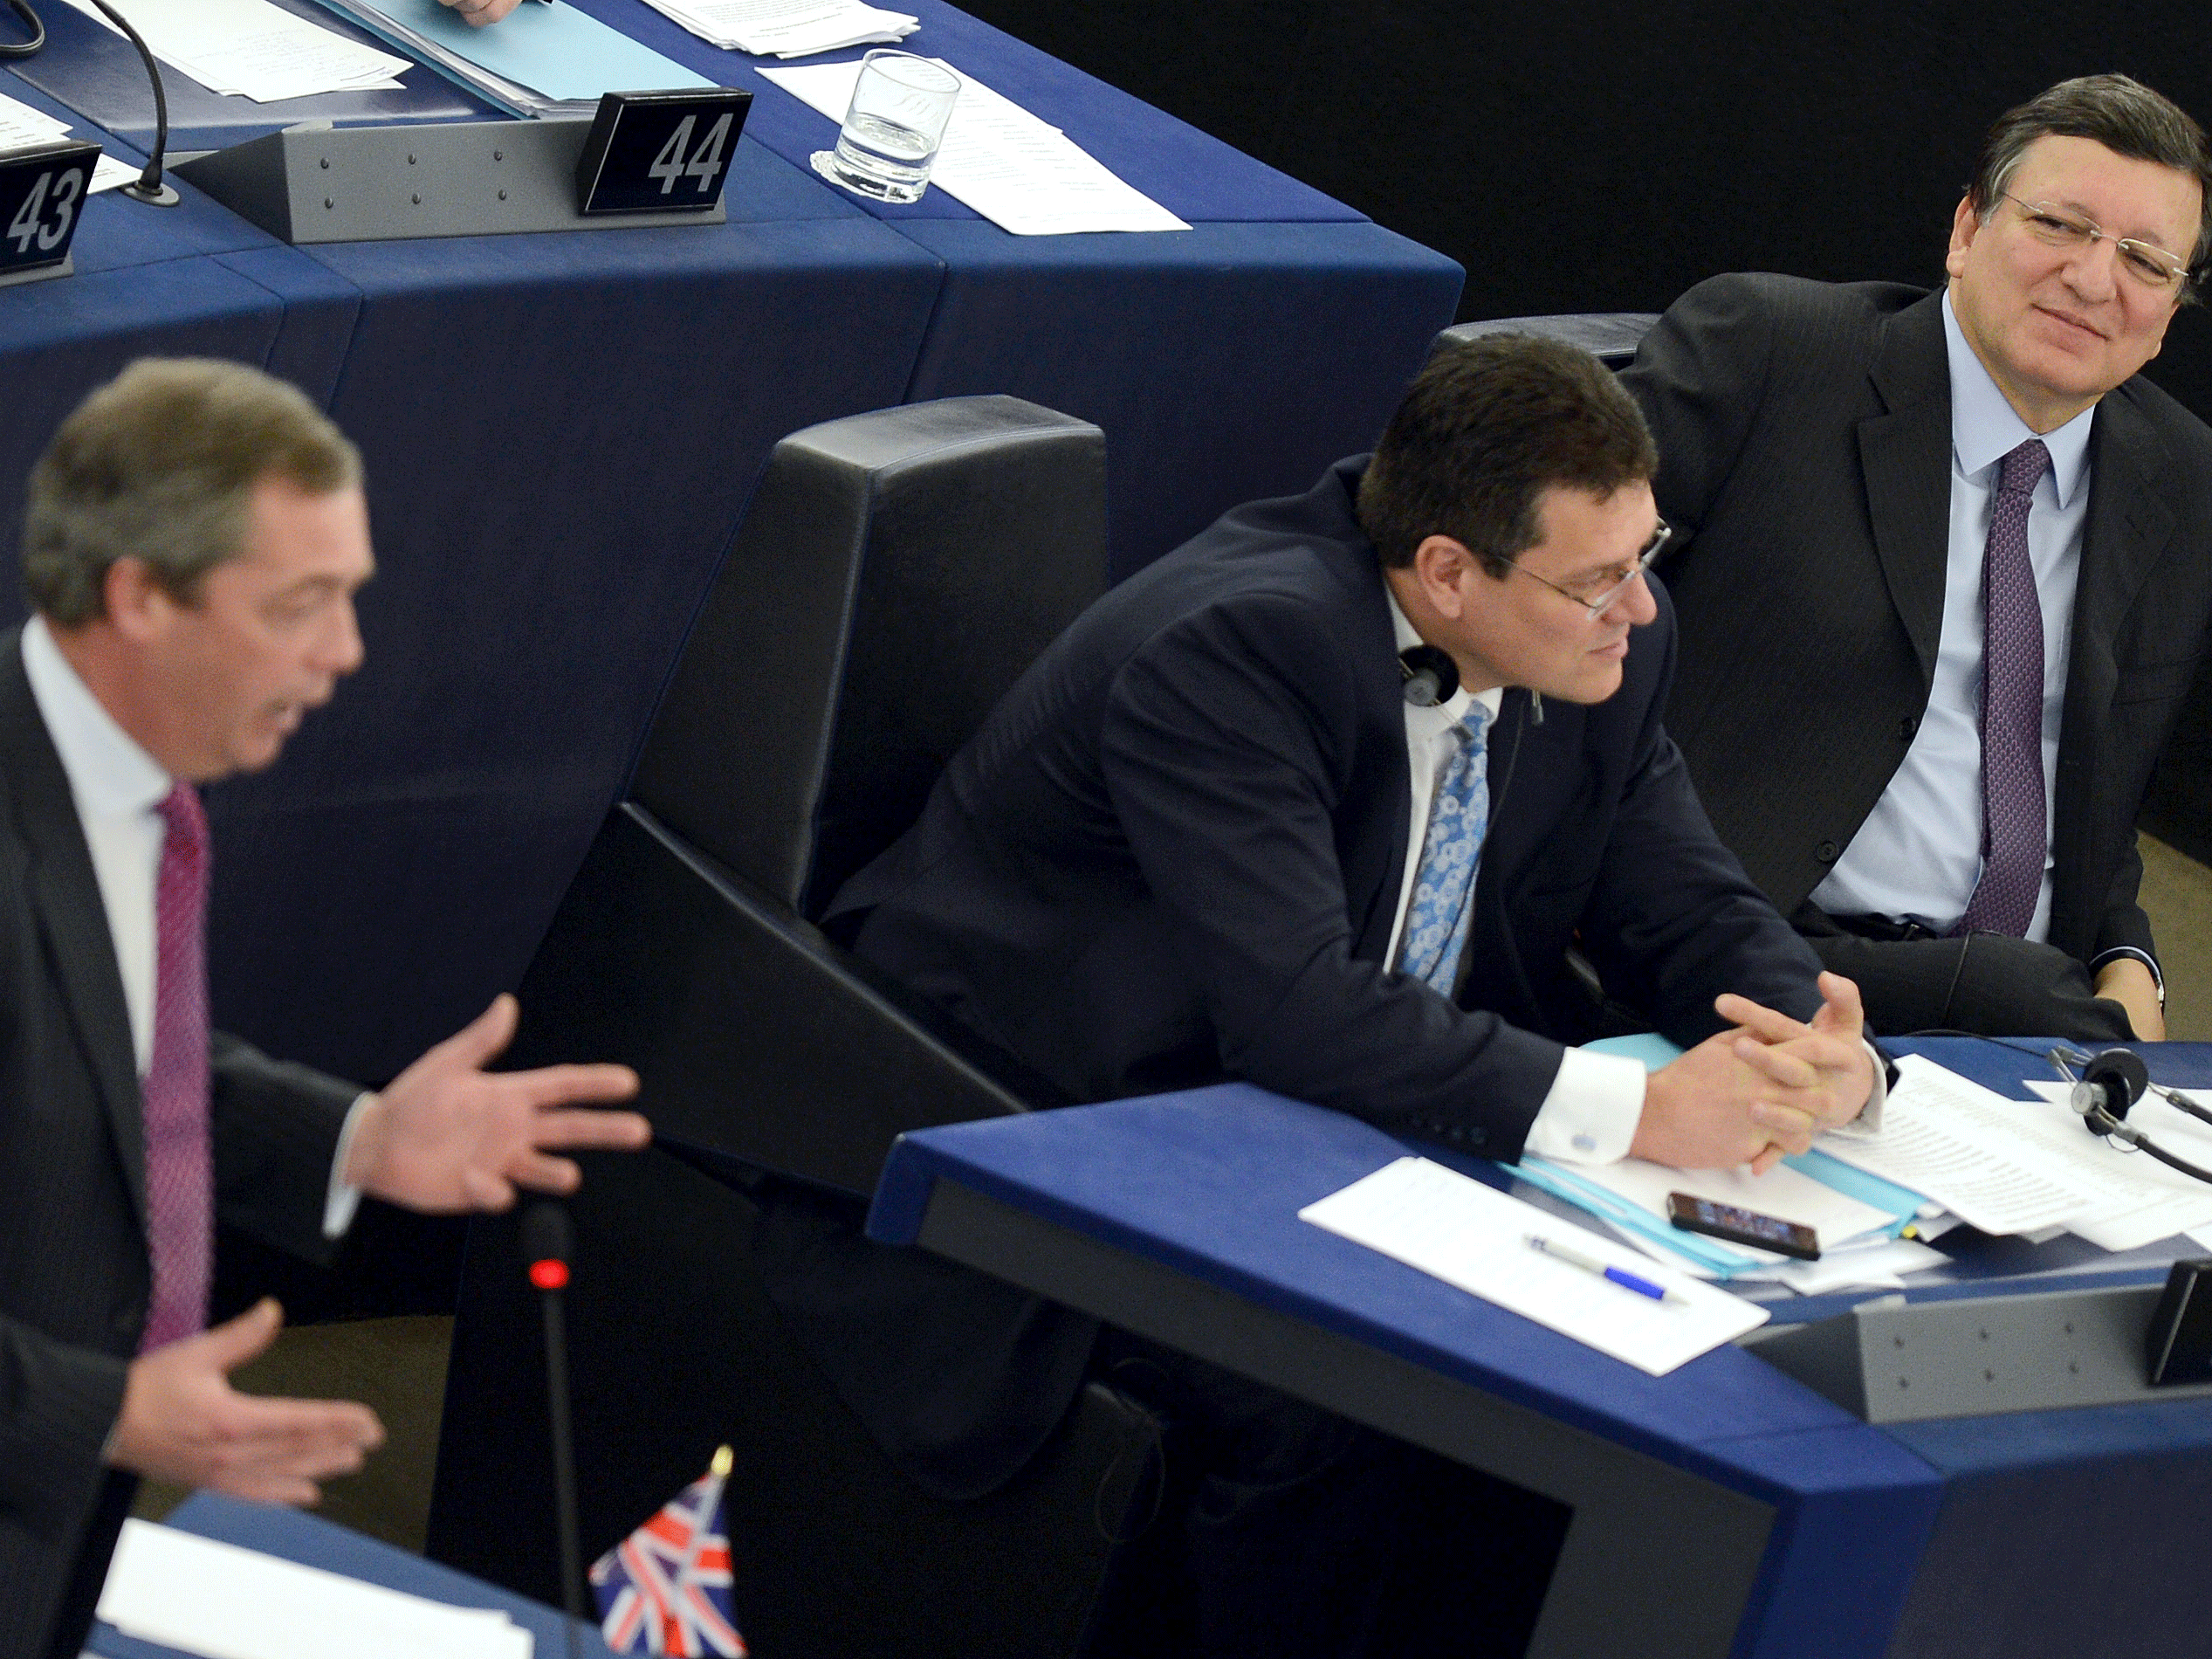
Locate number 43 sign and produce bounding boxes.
[1,140,101,286]
[574,89,753,217]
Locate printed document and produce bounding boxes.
[1299,1157,1768,1375]
[642,0,917,58]
[61,0,409,102]
[0,92,161,192]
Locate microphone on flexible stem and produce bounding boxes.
[83,0,178,204]
[521,1201,587,1659]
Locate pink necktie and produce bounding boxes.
[140,782,211,1353]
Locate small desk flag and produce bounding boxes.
[589,1445,747,1656]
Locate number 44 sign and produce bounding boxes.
[1,139,101,287]
[574,89,753,217]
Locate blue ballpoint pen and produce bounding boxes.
[1524,1233,1688,1304]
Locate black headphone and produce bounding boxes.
[1,0,44,57]
[2070,1047,2212,1186]
[1398,645,1458,706]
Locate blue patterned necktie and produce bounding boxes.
[1956,437,2051,938]
[1400,702,1495,992]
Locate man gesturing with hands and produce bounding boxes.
[0,360,647,1659]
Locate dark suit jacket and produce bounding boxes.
[790,458,1827,1498]
[0,629,359,1659]
[1623,274,2212,967]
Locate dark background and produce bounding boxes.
[951,0,2212,855]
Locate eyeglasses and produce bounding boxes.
[2000,192,2194,292]
[1504,520,1671,619]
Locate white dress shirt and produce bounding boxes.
[21,616,368,1236]
[1383,592,1647,1162]
[1812,293,2092,940]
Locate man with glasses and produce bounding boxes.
[789,333,1874,1656]
[1627,73,2212,1043]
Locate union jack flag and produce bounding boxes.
[589,1447,746,1656]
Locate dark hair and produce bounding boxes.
[1357,334,1657,575]
[24,358,361,625]
[1968,74,2212,291]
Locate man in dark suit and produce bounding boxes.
[811,334,1877,1655]
[1623,73,2212,1043]
[1,359,649,1659]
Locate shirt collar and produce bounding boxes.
[1942,289,2095,508]
[21,615,173,820]
[1384,583,1502,728]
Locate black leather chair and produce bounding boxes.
[429,397,1166,1659]
[502,393,1109,1197]
[1437,311,1660,368]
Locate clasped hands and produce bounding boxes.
[107,995,645,1503]
[1630,972,1875,1174]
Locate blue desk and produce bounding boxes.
[867,1043,2212,1658]
[2,3,1460,1086]
[88,1492,615,1659]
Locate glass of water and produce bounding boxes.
[813,51,962,203]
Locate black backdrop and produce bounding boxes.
[951,0,2212,854]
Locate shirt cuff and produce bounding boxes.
[1838,1039,1888,1136]
[324,1092,374,1239]
[1522,1047,1648,1164]
[2090,947,2164,1004]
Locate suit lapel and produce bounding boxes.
[2050,390,2176,947]
[0,630,148,1229]
[1858,293,1955,685]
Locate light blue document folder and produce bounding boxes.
[319,0,711,114]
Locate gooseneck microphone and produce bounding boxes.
[84,0,178,204]
[2071,1048,2212,1187]
[521,1201,587,1659]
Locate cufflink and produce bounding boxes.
[1572,1133,1597,1153]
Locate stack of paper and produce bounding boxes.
[759,58,1188,234]
[1814,1054,2212,1250]
[0,91,155,194]
[642,0,917,59]
[1512,1148,1939,1294]
[97,1518,532,1659]
[310,0,713,120]
[61,0,409,103]
[1299,1157,1769,1375]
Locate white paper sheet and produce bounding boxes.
[99,1519,532,1659]
[1298,1157,1767,1375]
[1816,1056,2105,1236]
[0,94,161,194]
[60,0,408,102]
[1999,1077,2212,1249]
[1769,1237,1949,1296]
[641,0,916,56]
[759,58,1189,235]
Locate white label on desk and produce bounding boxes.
[98,1518,532,1659]
[1298,1157,1768,1376]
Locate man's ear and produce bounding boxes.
[102,557,174,645]
[1412,534,1478,619]
[1945,194,1981,281]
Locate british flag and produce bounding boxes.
[589,1447,747,1656]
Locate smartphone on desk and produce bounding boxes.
[1666,1193,1820,1260]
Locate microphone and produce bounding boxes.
[521,1201,587,1659]
[83,0,178,204]
[2071,1047,2150,1139]
[1399,644,1458,706]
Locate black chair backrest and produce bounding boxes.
[630,396,1108,919]
[1435,313,1661,369]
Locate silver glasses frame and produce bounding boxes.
[1506,520,1672,620]
[1999,191,2194,290]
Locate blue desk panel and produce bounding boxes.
[871,1050,2212,1656]
[88,1492,616,1659]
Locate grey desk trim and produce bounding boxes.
[915,1180,1776,1659]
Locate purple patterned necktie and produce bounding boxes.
[139,781,211,1353]
[1955,437,2052,938]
